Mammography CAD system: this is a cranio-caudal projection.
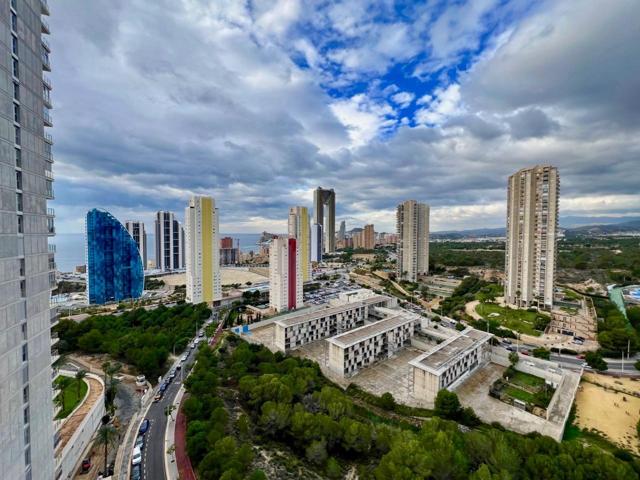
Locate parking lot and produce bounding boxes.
[304,276,356,305]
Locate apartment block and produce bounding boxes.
[273,302,367,351]
[155,211,184,271]
[220,236,240,265]
[288,206,311,282]
[396,200,430,282]
[363,224,375,249]
[310,223,322,262]
[327,309,419,377]
[125,220,147,268]
[269,236,303,312]
[505,165,559,309]
[185,196,221,304]
[409,328,492,406]
[313,186,335,253]
[0,0,56,478]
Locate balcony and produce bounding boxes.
[40,0,50,15]
[43,91,52,108]
[45,169,54,180]
[51,347,59,365]
[44,132,53,144]
[50,307,59,326]
[48,243,56,253]
[49,272,56,289]
[43,75,52,90]
[50,331,59,346]
[42,52,51,72]
[41,18,50,34]
[43,109,53,127]
[42,37,51,52]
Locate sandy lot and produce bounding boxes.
[575,374,640,454]
[160,268,267,288]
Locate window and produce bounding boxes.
[14,103,20,123]
[11,12,17,32]
[24,446,30,467]
[22,385,29,404]
[15,125,20,144]
[18,215,24,234]
[24,426,30,446]
[15,148,21,167]
[20,278,26,296]
[16,170,22,190]
[11,0,16,10]
[14,82,19,101]
[12,34,18,55]
[21,322,27,339]
[23,406,29,425]
[22,344,28,362]
[16,192,23,211]
[12,57,19,78]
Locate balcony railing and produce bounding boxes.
[40,0,50,15]
[43,109,53,126]
[43,91,52,108]
[44,132,53,144]
[45,169,54,180]
[47,208,55,217]
[48,243,56,253]
[42,52,51,72]
[41,18,50,34]
[43,75,52,90]
[42,37,51,52]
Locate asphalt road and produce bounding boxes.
[136,317,215,480]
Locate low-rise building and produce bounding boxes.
[409,328,492,406]
[327,309,420,377]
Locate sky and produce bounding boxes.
[49,0,640,234]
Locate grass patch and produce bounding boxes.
[54,376,88,419]
[475,303,549,336]
[504,386,536,404]
[509,371,546,389]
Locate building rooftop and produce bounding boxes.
[326,310,418,348]
[409,328,493,375]
[273,302,366,328]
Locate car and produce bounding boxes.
[505,346,516,352]
[576,354,585,359]
[176,364,182,371]
[135,434,145,451]
[502,339,512,345]
[160,383,167,393]
[198,331,205,337]
[81,458,91,473]
[139,418,150,434]
[169,369,176,379]
[521,350,530,356]
[581,362,589,368]
[130,464,142,480]
[135,375,146,386]
[153,393,162,402]
[131,447,142,465]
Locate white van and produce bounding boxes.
[131,446,142,465]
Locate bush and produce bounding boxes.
[532,347,551,360]
[585,351,608,371]
[379,392,396,411]
[434,390,462,420]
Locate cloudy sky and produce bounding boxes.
[50,0,640,234]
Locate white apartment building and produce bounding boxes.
[125,220,147,268]
[185,196,221,304]
[269,236,303,313]
[273,302,367,351]
[288,206,311,282]
[505,165,559,309]
[0,1,56,478]
[409,328,492,406]
[327,309,419,377]
[396,200,430,282]
[155,211,184,271]
[311,223,322,263]
[335,289,398,310]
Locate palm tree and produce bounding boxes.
[53,390,64,417]
[75,370,87,399]
[96,424,117,475]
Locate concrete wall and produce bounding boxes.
[491,349,562,386]
[411,367,439,408]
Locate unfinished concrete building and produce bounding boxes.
[327,309,420,377]
[409,328,493,406]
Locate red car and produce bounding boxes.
[81,458,91,473]
[577,354,585,359]
[521,350,530,356]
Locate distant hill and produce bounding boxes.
[564,219,640,236]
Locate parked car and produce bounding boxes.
[176,364,182,371]
[502,339,512,345]
[576,354,585,359]
[81,458,91,473]
[581,362,589,368]
[130,464,142,480]
[521,350,530,356]
[181,354,188,363]
[169,369,176,380]
[131,447,142,465]
[159,383,167,393]
[135,375,146,386]
[153,393,162,402]
[135,435,145,451]
[139,418,150,434]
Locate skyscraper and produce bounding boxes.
[125,220,147,268]
[269,236,303,312]
[311,223,323,262]
[363,224,375,250]
[185,196,221,304]
[86,209,145,305]
[220,236,240,265]
[313,187,336,253]
[155,211,185,271]
[0,1,56,477]
[288,206,311,282]
[338,220,346,241]
[505,165,559,309]
[396,201,430,282]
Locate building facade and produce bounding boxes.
[409,328,492,407]
[288,206,310,282]
[0,1,56,478]
[338,220,346,242]
[125,220,147,268]
[396,200,430,282]
[86,209,144,305]
[505,165,559,309]
[310,223,322,262]
[313,186,335,253]
[154,210,184,271]
[363,224,375,249]
[269,236,303,313]
[185,196,221,304]
[220,236,240,265]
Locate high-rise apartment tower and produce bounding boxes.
[505,165,559,309]
[313,187,335,253]
[396,201,430,282]
[185,196,221,304]
[0,1,56,478]
[125,220,147,268]
[363,224,375,250]
[311,224,323,263]
[155,211,184,271]
[269,236,303,312]
[288,206,311,282]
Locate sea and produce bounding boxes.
[54,232,263,273]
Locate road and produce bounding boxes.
[137,314,217,480]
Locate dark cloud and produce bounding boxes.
[506,108,559,139]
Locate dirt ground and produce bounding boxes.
[575,373,640,454]
[161,268,267,287]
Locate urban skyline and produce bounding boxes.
[47,1,640,235]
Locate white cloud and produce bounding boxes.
[330,94,397,147]
[391,91,415,108]
[414,84,462,125]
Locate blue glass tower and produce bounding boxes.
[86,209,144,304]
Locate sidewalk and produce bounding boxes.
[174,394,196,480]
[164,386,184,480]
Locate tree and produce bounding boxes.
[508,352,519,366]
[635,360,640,371]
[434,390,462,420]
[306,439,328,466]
[380,392,396,411]
[532,347,550,360]
[585,351,608,371]
[75,369,87,399]
[326,457,342,479]
[96,425,117,474]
